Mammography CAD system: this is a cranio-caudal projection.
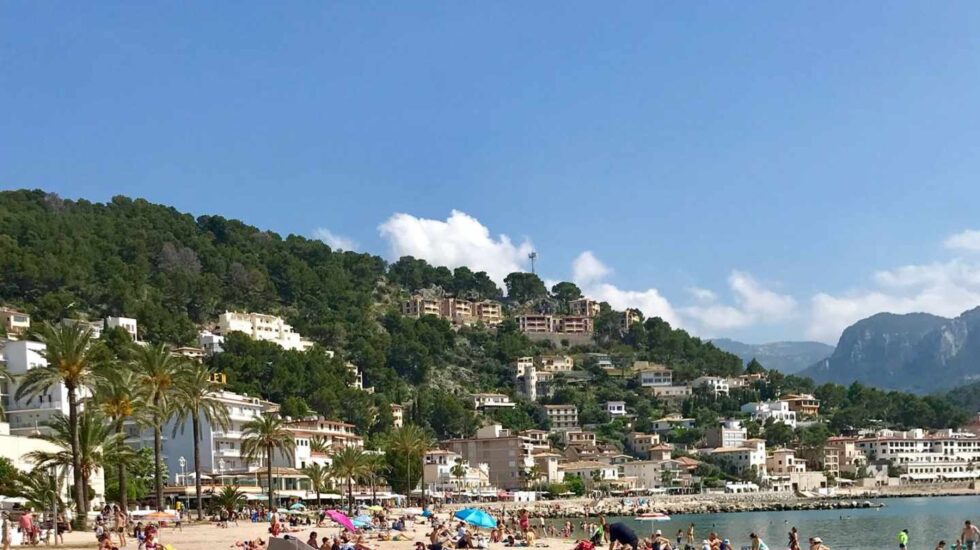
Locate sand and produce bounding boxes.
[50,519,574,550]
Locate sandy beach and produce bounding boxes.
[50,519,571,550]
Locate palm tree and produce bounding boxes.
[385,425,431,503]
[132,344,187,511]
[16,468,65,512]
[0,362,13,420]
[450,458,467,500]
[330,446,369,514]
[15,321,98,528]
[173,364,230,520]
[309,436,330,455]
[26,411,132,515]
[361,454,386,505]
[213,485,246,518]
[93,368,146,513]
[241,415,295,511]
[301,462,330,508]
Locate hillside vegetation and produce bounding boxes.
[0,190,968,446]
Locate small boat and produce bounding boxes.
[636,512,671,521]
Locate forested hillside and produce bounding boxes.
[0,190,969,445]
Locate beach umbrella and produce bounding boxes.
[453,508,497,529]
[325,510,357,532]
[363,505,383,512]
[352,514,373,528]
[143,511,178,522]
[289,502,306,510]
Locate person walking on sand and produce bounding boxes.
[687,525,695,549]
[789,527,801,550]
[962,521,980,550]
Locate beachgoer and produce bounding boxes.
[700,540,710,550]
[809,537,830,550]
[676,530,683,549]
[899,529,910,550]
[606,522,639,550]
[307,532,319,548]
[938,541,948,550]
[1,512,11,550]
[687,525,695,548]
[963,522,980,550]
[750,533,768,550]
[789,527,800,550]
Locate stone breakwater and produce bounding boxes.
[476,494,885,518]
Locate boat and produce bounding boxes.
[636,512,671,521]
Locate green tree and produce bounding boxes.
[173,364,230,520]
[550,282,582,313]
[93,368,147,513]
[385,425,431,500]
[503,272,547,304]
[745,358,765,374]
[450,458,467,498]
[330,446,370,514]
[241,414,296,511]
[15,321,99,527]
[132,343,186,511]
[213,485,246,518]
[301,463,330,507]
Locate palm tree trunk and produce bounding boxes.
[67,386,86,529]
[154,416,164,511]
[193,411,203,520]
[116,420,128,513]
[267,446,274,512]
[347,476,353,515]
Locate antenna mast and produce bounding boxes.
[528,251,537,274]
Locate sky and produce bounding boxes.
[4,3,980,345]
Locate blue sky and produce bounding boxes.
[4,2,980,344]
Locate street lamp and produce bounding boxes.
[179,456,187,486]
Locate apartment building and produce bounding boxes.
[650,385,693,401]
[403,296,441,318]
[691,376,730,396]
[767,448,807,475]
[439,298,473,324]
[145,390,279,480]
[539,355,574,372]
[3,340,93,436]
[824,437,866,476]
[626,432,662,459]
[622,459,690,490]
[198,330,225,354]
[781,394,820,417]
[557,316,594,334]
[563,429,597,447]
[710,439,767,477]
[568,298,600,318]
[513,356,535,376]
[636,364,673,387]
[558,461,618,489]
[705,420,747,449]
[741,400,798,428]
[605,401,627,417]
[442,424,539,490]
[471,393,516,410]
[516,314,555,333]
[474,301,503,326]
[275,416,364,470]
[855,429,980,481]
[61,318,104,339]
[545,404,579,431]
[217,311,314,351]
[520,429,550,449]
[0,308,30,338]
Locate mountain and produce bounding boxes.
[800,308,980,394]
[710,338,834,374]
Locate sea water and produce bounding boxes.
[563,496,980,550]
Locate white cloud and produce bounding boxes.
[377,210,532,286]
[806,258,980,343]
[680,271,797,333]
[569,251,682,328]
[944,229,980,252]
[313,228,358,251]
[572,251,612,286]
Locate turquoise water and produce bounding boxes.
[595,496,980,550]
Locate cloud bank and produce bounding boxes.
[378,210,532,286]
[313,228,358,251]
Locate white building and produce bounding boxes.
[471,393,516,411]
[855,429,980,482]
[198,330,225,354]
[636,364,673,387]
[128,390,278,481]
[691,376,730,396]
[710,439,767,478]
[3,340,93,436]
[216,311,314,351]
[558,461,618,489]
[705,419,747,449]
[274,417,364,470]
[651,414,695,434]
[622,459,688,490]
[105,316,139,341]
[605,401,627,417]
[539,355,574,372]
[0,421,106,507]
[741,400,797,428]
[423,449,493,496]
